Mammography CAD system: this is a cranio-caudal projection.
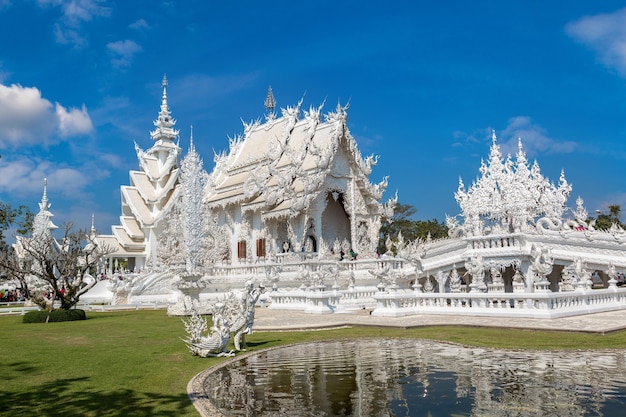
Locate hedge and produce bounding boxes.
[23,309,87,323]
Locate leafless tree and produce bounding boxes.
[0,223,113,310]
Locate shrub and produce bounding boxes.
[23,309,87,323]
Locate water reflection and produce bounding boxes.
[200,339,626,416]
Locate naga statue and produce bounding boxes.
[181,303,233,357]
[181,281,265,356]
[222,281,265,351]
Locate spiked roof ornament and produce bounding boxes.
[150,74,180,142]
[264,85,276,120]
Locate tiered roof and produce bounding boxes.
[205,99,387,220]
[101,75,181,254]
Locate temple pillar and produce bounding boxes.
[350,177,357,251]
[314,209,322,257]
[147,227,157,269]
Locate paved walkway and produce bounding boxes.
[253,308,626,334]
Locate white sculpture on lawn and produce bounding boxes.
[181,303,233,357]
[181,280,265,356]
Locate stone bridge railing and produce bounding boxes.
[268,286,379,314]
[371,288,626,319]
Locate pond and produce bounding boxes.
[193,339,626,416]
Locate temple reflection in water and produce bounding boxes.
[198,339,626,416]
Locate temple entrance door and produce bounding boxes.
[321,191,351,247]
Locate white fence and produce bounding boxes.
[371,288,626,319]
[0,301,171,316]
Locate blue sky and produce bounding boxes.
[0,0,625,234]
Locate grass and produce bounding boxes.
[1,309,626,416]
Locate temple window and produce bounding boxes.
[256,239,266,257]
[237,241,247,260]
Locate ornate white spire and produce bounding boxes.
[455,132,572,235]
[189,125,195,153]
[39,177,50,212]
[150,74,180,142]
[179,133,210,273]
[264,86,276,120]
[33,177,58,237]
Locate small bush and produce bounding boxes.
[23,309,87,323]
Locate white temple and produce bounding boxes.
[83,78,626,318]
[91,78,396,309]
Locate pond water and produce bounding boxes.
[199,339,626,416]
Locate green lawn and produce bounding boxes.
[1,309,625,416]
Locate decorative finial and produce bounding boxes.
[91,213,96,233]
[39,177,51,212]
[42,178,48,205]
[492,130,497,144]
[151,74,179,142]
[189,125,195,152]
[265,85,276,116]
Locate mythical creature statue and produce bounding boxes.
[512,268,525,285]
[449,268,462,293]
[181,304,233,357]
[423,277,434,293]
[490,267,503,285]
[608,263,617,281]
[560,264,577,292]
[224,281,265,351]
[529,244,554,278]
[465,255,486,291]
[573,258,591,287]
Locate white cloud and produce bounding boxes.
[56,102,93,136]
[497,116,577,157]
[129,18,150,31]
[0,83,56,147]
[0,158,45,196]
[566,7,626,77]
[0,83,93,149]
[37,0,111,47]
[107,40,142,68]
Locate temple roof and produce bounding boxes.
[97,234,144,255]
[205,102,386,217]
[119,216,145,240]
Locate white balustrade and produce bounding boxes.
[371,288,626,318]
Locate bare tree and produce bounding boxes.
[0,223,113,310]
